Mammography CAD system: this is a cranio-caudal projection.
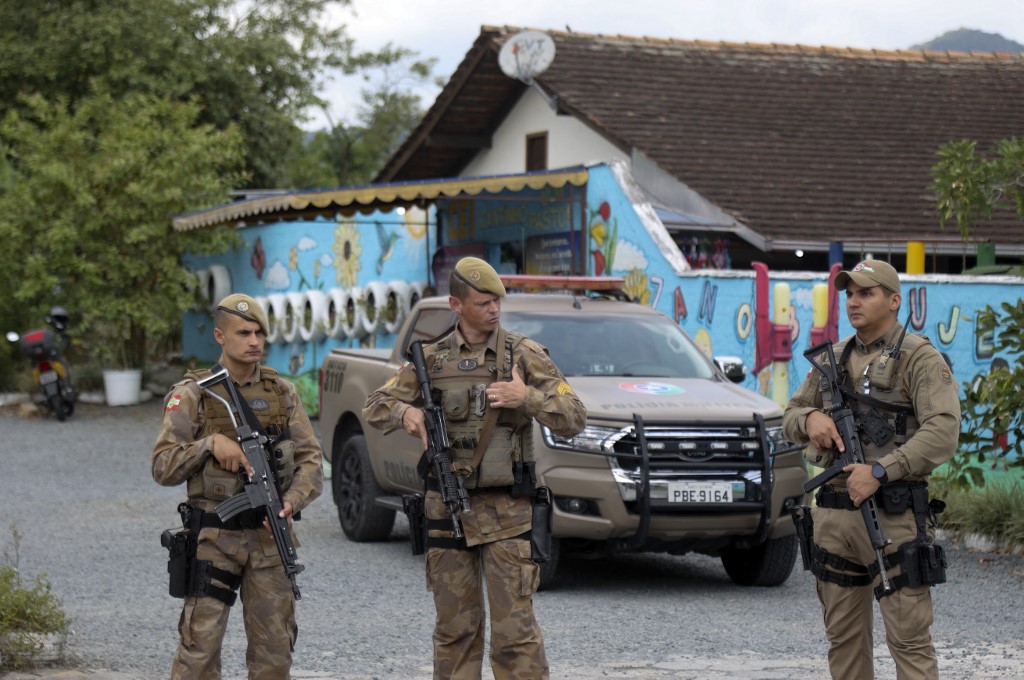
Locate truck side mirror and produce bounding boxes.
[714,356,747,383]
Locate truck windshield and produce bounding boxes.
[501,311,716,379]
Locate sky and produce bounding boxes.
[307,0,1022,130]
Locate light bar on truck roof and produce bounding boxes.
[498,274,626,292]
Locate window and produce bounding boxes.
[526,132,548,171]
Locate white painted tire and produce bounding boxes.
[193,269,212,308]
[300,290,329,343]
[282,292,305,344]
[207,265,232,310]
[341,287,367,339]
[265,294,288,344]
[409,280,428,309]
[383,280,412,335]
[253,296,270,334]
[325,288,347,339]
[360,280,388,337]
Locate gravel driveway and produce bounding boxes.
[2,400,1023,679]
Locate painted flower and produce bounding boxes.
[599,201,611,221]
[289,247,298,271]
[334,220,362,289]
[623,269,651,306]
[591,222,607,247]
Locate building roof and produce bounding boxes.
[377,26,1024,256]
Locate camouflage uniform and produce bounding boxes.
[152,360,323,680]
[364,324,586,680]
[784,263,960,680]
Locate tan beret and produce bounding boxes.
[834,259,901,295]
[453,257,506,297]
[217,293,269,334]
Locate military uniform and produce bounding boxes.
[784,262,960,680]
[152,295,323,680]
[363,257,586,680]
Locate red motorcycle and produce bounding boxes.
[6,306,77,421]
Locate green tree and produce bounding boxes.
[291,44,440,188]
[0,0,352,189]
[931,137,1024,243]
[930,138,1024,491]
[0,91,244,370]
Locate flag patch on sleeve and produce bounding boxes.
[166,395,182,411]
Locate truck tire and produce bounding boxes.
[333,434,395,541]
[720,534,798,587]
[536,538,561,591]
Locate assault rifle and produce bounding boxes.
[409,340,472,538]
[198,369,304,600]
[803,341,895,598]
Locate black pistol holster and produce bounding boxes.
[531,486,553,564]
[403,493,427,556]
[161,503,241,606]
[790,505,815,571]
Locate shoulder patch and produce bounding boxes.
[556,381,575,396]
[166,395,182,411]
[938,365,953,385]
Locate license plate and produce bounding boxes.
[668,481,733,503]
[39,370,58,385]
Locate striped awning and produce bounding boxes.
[172,167,589,231]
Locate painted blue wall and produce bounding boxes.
[183,207,431,377]
[181,164,1022,420]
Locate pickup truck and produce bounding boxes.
[318,277,807,588]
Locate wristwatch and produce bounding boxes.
[871,461,889,484]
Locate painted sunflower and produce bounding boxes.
[623,268,651,306]
[334,219,363,288]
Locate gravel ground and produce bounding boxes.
[2,399,1023,679]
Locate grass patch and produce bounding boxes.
[940,481,1024,549]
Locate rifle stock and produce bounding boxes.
[803,341,894,598]
[409,341,472,538]
[198,370,304,600]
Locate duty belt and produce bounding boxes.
[424,477,512,496]
[815,482,927,512]
[186,506,264,531]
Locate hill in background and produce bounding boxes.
[912,28,1024,53]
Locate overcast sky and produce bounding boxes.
[307,0,1021,130]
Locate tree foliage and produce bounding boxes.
[290,44,440,187]
[0,91,244,368]
[931,137,1024,242]
[0,0,352,189]
[930,140,1024,492]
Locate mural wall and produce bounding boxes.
[181,162,1023,418]
[183,206,432,377]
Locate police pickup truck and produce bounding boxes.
[318,276,806,588]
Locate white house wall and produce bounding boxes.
[461,87,629,176]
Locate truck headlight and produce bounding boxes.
[542,424,622,453]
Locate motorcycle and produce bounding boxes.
[5,306,77,420]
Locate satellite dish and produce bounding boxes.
[498,30,556,83]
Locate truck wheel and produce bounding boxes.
[536,538,561,591]
[333,434,395,541]
[721,534,797,587]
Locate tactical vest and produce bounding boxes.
[822,334,928,468]
[429,330,531,489]
[184,367,295,502]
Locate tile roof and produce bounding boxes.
[378,26,1024,256]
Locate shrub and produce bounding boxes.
[940,481,1024,549]
[0,526,72,670]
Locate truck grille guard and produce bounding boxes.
[610,412,780,551]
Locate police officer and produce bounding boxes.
[152,293,323,680]
[363,257,586,679]
[784,260,960,680]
